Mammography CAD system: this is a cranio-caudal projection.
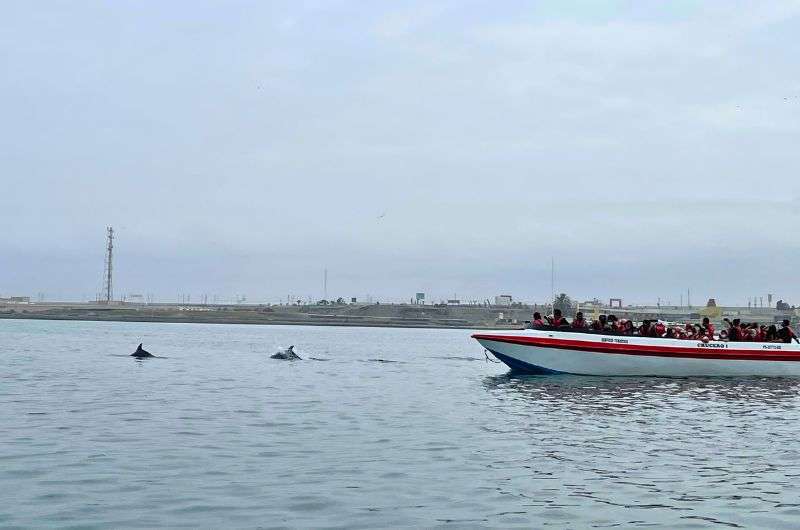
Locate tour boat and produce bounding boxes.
[472,328,800,377]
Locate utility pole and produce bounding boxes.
[324,268,328,300]
[102,227,114,304]
[550,257,555,309]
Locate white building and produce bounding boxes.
[494,295,513,306]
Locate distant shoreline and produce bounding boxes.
[2,300,792,330]
[0,301,532,330]
[0,312,511,330]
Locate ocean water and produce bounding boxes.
[2,319,800,529]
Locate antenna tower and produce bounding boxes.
[102,226,114,303]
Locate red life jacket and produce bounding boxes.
[572,318,587,329]
[533,318,544,326]
[551,317,564,327]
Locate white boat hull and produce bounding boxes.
[473,329,800,377]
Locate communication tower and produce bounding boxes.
[102,226,114,303]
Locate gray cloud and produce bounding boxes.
[2,1,799,305]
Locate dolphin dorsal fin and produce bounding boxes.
[137,343,143,351]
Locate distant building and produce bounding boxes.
[414,292,425,305]
[350,297,357,304]
[447,299,461,305]
[0,296,30,304]
[494,295,513,306]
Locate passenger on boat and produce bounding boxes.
[548,309,569,327]
[724,318,743,341]
[741,324,752,341]
[733,319,744,341]
[621,320,635,335]
[639,319,651,337]
[571,312,589,329]
[607,314,620,332]
[739,326,750,341]
[701,317,715,340]
[777,320,799,344]
[532,312,545,327]
[766,324,778,342]
[591,314,608,331]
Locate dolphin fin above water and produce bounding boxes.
[270,345,302,360]
[131,343,155,358]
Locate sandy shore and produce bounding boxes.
[0,303,523,330]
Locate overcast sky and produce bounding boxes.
[2,1,800,305]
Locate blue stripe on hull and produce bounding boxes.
[489,349,567,375]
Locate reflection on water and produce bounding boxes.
[2,320,800,529]
[483,373,800,408]
[478,373,800,529]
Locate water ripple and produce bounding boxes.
[2,320,800,528]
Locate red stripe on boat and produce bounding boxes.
[472,334,800,362]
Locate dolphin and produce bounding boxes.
[131,343,155,358]
[270,345,301,360]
